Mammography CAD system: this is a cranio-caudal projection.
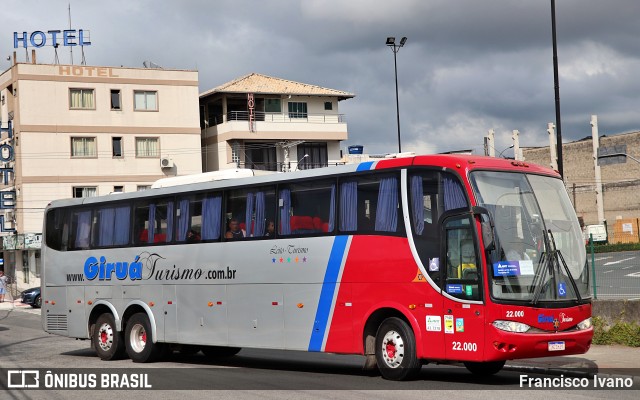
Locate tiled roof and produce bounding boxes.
[200,73,355,99]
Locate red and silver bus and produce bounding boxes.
[41,155,592,380]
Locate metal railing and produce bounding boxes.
[206,111,347,127]
[235,161,346,172]
[588,235,640,299]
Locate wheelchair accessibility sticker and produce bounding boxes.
[558,282,567,297]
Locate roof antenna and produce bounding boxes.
[68,2,74,65]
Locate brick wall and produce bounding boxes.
[523,131,640,229]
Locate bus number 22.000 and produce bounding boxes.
[452,342,477,351]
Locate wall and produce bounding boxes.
[523,131,640,227]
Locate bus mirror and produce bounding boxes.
[473,206,495,251]
[481,221,495,251]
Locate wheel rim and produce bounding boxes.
[130,323,147,353]
[381,330,404,368]
[97,322,114,352]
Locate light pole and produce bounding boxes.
[386,36,407,154]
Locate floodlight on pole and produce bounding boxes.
[386,36,407,153]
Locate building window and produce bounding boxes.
[135,137,159,157]
[134,90,158,111]
[112,137,123,157]
[230,141,240,165]
[265,98,281,113]
[137,185,151,191]
[297,142,328,170]
[110,89,121,110]
[113,186,124,193]
[324,101,333,111]
[73,187,97,198]
[288,102,307,118]
[69,88,95,109]
[71,137,97,157]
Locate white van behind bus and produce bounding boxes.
[584,224,607,244]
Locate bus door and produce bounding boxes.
[441,214,485,361]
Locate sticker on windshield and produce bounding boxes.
[446,284,463,294]
[429,258,440,272]
[558,282,567,297]
[493,260,534,277]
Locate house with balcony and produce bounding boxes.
[199,73,354,172]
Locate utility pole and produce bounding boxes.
[551,0,564,178]
[591,115,605,225]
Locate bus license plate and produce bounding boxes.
[548,341,565,351]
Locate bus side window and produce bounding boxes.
[339,173,402,235]
[444,217,481,301]
[280,180,334,236]
[45,208,69,251]
[70,209,92,250]
[175,196,201,242]
[409,172,440,282]
[93,205,131,247]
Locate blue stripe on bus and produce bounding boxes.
[356,161,374,171]
[308,235,349,352]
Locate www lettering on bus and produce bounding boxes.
[84,256,143,281]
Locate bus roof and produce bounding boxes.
[46,154,558,209]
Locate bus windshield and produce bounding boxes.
[470,171,589,303]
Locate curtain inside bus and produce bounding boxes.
[339,181,357,231]
[374,177,398,232]
[202,196,222,240]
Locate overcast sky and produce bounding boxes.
[4,0,640,156]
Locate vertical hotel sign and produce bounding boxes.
[247,93,256,133]
[0,121,15,232]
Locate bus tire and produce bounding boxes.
[375,317,421,381]
[201,346,241,358]
[463,360,505,376]
[93,313,125,361]
[125,313,164,363]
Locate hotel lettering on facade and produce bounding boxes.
[0,59,201,289]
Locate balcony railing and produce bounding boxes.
[236,161,346,172]
[207,111,346,127]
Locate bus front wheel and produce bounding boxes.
[375,317,421,381]
[463,360,505,376]
[125,313,164,363]
[93,313,125,360]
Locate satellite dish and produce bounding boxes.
[142,61,163,69]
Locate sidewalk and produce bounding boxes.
[0,296,33,311]
[506,344,640,378]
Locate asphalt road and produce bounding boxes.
[591,250,640,299]
[1,309,636,399]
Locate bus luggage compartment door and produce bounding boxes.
[65,285,87,338]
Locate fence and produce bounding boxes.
[588,235,640,300]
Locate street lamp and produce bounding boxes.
[386,36,407,154]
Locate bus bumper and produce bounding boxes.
[484,326,594,361]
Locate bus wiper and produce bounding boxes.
[532,230,582,305]
[531,226,554,305]
[548,229,583,303]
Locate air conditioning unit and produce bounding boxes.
[160,157,174,168]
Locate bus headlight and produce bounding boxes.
[493,320,531,333]
[576,317,592,330]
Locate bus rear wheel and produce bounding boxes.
[463,360,505,376]
[125,313,164,363]
[93,313,125,360]
[375,317,421,381]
